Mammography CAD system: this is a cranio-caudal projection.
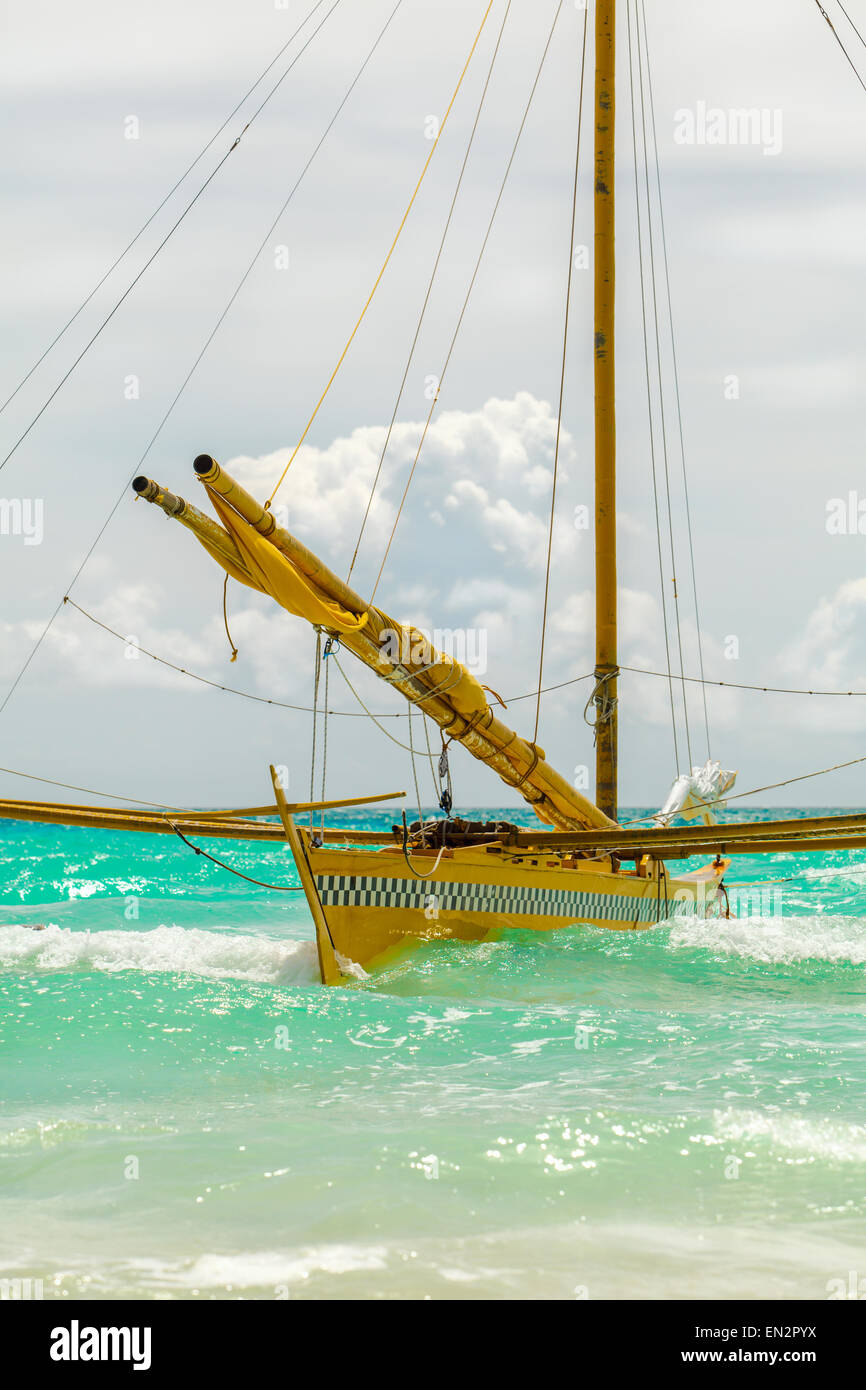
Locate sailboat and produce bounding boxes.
[4,1,866,984]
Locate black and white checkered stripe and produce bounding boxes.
[314,874,694,922]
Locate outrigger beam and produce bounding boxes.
[0,790,406,841]
[508,810,866,857]
[1,796,863,862]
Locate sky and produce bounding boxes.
[1,0,866,814]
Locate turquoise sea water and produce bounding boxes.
[1,805,865,1302]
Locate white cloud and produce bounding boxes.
[777,577,866,731]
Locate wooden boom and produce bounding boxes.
[133,461,620,834]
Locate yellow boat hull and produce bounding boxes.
[303,842,725,981]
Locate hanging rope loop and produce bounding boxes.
[400,810,448,879]
[222,574,238,662]
[166,818,304,891]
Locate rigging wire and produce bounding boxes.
[61,598,398,716]
[63,595,866,714]
[631,0,693,768]
[0,0,344,478]
[638,0,712,761]
[347,0,513,582]
[407,704,425,823]
[0,767,190,810]
[0,2,406,724]
[624,750,866,820]
[814,1,866,92]
[331,657,419,752]
[626,1,680,772]
[368,0,569,605]
[422,707,444,801]
[533,2,589,744]
[320,639,331,836]
[166,819,305,890]
[5,742,866,832]
[835,0,866,51]
[265,0,496,506]
[0,0,331,421]
[309,630,323,831]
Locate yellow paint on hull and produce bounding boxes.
[302,841,725,980]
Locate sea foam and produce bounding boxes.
[0,923,318,984]
[667,912,866,965]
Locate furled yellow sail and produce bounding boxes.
[132,463,618,833]
[205,487,368,636]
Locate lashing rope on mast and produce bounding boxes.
[583,670,619,745]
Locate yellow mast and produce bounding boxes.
[593,0,618,821]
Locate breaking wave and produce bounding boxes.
[0,923,318,985]
[667,912,866,966]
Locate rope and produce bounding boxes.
[222,576,238,662]
[0,0,343,478]
[400,813,449,879]
[583,671,618,745]
[630,0,693,767]
[689,755,866,811]
[422,709,442,803]
[309,631,323,831]
[166,820,304,890]
[60,601,866,706]
[638,0,712,762]
[60,598,398,716]
[533,2,589,743]
[836,0,866,51]
[619,751,866,827]
[347,0,514,582]
[331,657,418,752]
[626,2,680,772]
[320,640,331,835]
[619,664,866,698]
[407,704,425,824]
[265,0,496,506]
[368,0,568,604]
[0,0,332,422]
[814,0,866,93]
[0,1,399,723]
[0,766,191,810]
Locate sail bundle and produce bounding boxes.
[132,459,617,834]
